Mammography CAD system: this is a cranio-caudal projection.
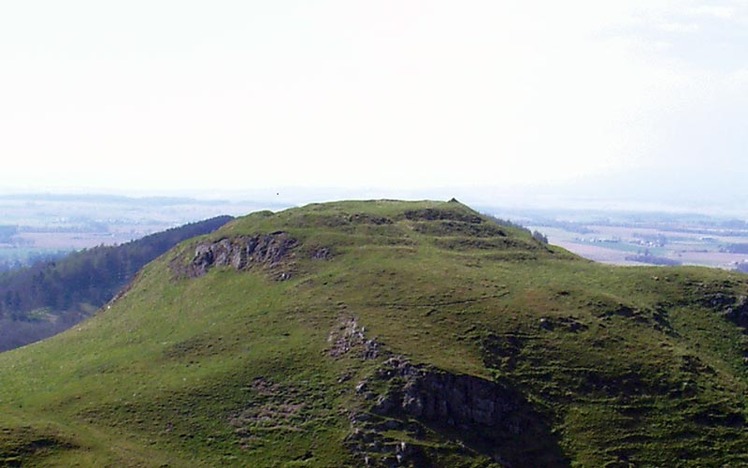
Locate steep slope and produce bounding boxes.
[0,200,746,466]
[0,215,233,351]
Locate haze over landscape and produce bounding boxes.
[1,1,747,212]
[3,3,748,467]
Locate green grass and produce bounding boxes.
[0,199,746,466]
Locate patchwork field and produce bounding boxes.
[484,208,748,270]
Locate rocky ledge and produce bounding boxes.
[370,357,523,430]
[174,232,298,278]
[346,356,567,467]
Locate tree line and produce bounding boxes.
[0,215,233,351]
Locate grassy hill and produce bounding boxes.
[0,200,746,466]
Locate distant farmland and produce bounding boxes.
[528,219,748,270]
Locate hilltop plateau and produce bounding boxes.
[0,200,746,466]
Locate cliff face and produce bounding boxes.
[178,232,297,278]
[343,351,566,467]
[372,357,524,428]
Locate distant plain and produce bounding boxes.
[489,207,748,271]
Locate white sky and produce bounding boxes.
[1,1,747,203]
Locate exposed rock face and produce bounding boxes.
[723,295,748,329]
[696,290,748,330]
[372,357,521,431]
[181,232,297,278]
[330,317,567,467]
[345,356,567,467]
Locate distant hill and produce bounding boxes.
[0,215,233,351]
[0,200,746,466]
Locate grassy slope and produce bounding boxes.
[0,200,746,466]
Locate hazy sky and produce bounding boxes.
[1,1,747,205]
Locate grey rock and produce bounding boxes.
[184,233,297,278]
[371,358,522,430]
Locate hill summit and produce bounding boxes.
[0,200,746,466]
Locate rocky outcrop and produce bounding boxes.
[723,295,748,329]
[177,232,297,278]
[328,319,567,467]
[328,316,381,360]
[371,357,522,431]
[347,356,568,467]
[695,289,748,331]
